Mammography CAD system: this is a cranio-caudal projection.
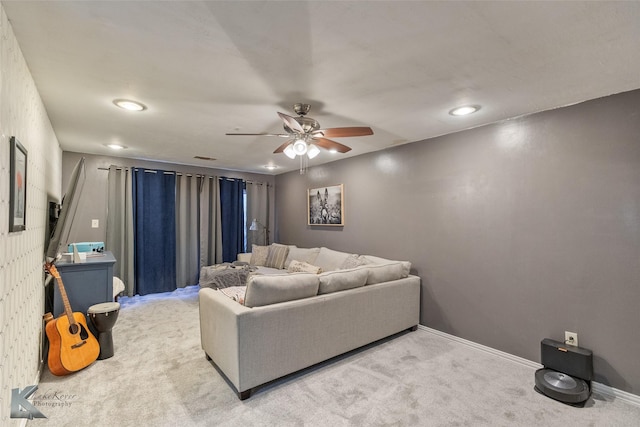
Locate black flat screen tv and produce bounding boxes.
[46,157,86,262]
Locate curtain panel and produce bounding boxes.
[246,181,270,246]
[176,174,200,287]
[199,176,223,268]
[106,166,135,296]
[219,178,245,262]
[132,169,177,295]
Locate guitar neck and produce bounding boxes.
[47,264,77,326]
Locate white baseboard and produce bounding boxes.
[592,382,640,407]
[418,325,640,407]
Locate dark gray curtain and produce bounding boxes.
[219,178,245,262]
[199,176,223,268]
[132,169,176,295]
[176,174,200,287]
[106,166,135,296]
[246,181,270,246]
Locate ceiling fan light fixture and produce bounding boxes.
[292,139,308,156]
[283,144,296,159]
[449,105,480,116]
[307,144,320,159]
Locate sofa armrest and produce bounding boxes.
[199,287,251,388]
[237,253,252,263]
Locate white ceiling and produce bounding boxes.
[4,1,640,175]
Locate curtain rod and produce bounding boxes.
[97,166,272,186]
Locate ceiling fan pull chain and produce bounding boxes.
[299,155,308,175]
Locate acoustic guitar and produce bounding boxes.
[44,263,100,375]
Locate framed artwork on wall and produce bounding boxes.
[9,136,27,232]
[308,184,344,226]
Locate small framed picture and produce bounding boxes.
[308,184,344,226]
[9,136,27,232]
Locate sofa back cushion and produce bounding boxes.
[364,255,411,276]
[244,273,319,307]
[366,262,411,285]
[313,247,352,272]
[264,243,291,269]
[284,247,321,268]
[318,267,369,295]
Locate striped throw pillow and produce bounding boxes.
[264,243,290,269]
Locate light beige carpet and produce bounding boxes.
[29,285,640,426]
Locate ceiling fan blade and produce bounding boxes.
[313,138,352,153]
[273,139,294,154]
[226,133,290,137]
[277,112,305,133]
[317,127,374,138]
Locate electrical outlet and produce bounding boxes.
[565,331,578,347]
[92,219,99,228]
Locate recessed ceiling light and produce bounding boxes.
[449,105,480,116]
[329,149,338,154]
[107,143,126,150]
[113,99,146,111]
[264,165,278,170]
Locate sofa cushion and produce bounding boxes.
[313,247,352,272]
[363,255,411,276]
[243,273,319,307]
[285,247,321,268]
[264,243,290,269]
[288,260,322,274]
[366,262,409,285]
[250,244,269,266]
[318,267,369,295]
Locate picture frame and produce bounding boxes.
[9,136,27,232]
[308,184,344,226]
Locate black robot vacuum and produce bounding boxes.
[534,338,593,405]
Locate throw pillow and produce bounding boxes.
[250,244,269,266]
[288,260,323,274]
[340,254,371,269]
[264,243,290,269]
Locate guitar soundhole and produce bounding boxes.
[68,323,89,340]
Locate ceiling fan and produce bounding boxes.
[226,103,374,160]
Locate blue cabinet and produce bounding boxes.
[52,251,117,318]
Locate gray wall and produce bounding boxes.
[275,89,640,394]
[61,152,276,247]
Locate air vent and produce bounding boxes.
[194,156,216,161]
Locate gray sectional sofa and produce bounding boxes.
[198,245,421,399]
